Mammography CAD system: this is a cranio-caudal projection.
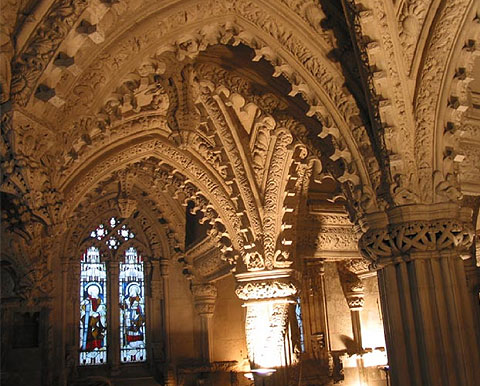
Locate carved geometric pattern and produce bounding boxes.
[359,219,474,263]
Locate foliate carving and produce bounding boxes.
[397,0,428,71]
[244,251,265,271]
[116,168,138,218]
[1,223,57,305]
[62,138,242,257]
[60,3,375,203]
[263,129,293,270]
[360,219,474,264]
[197,85,261,240]
[250,115,275,188]
[1,112,65,227]
[315,228,359,251]
[10,0,89,106]
[235,280,297,301]
[341,259,370,275]
[192,283,218,298]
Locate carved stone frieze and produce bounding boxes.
[297,211,360,258]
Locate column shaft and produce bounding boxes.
[378,253,480,386]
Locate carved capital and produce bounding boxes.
[235,280,297,301]
[192,283,217,318]
[235,269,298,301]
[337,260,364,311]
[359,204,474,265]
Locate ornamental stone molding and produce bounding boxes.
[358,203,474,266]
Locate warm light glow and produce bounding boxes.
[362,349,388,367]
[245,301,289,368]
[252,368,276,375]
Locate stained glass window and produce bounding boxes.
[80,246,107,365]
[119,247,146,363]
[295,298,305,352]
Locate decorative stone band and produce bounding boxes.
[235,268,299,302]
[346,295,365,311]
[358,203,474,266]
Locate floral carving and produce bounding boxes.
[235,280,297,301]
[10,0,89,106]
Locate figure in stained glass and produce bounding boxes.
[119,247,146,362]
[79,247,107,365]
[80,283,107,350]
[120,283,145,345]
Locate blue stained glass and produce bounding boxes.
[295,298,305,353]
[79,247,107,365]
[119,247,146,363]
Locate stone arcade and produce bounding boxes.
[1,1,480,385]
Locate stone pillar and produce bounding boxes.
[303,261,330,363]
[337,260,365,353]
[235,269,298,370]
[160,258,176,386]
[359,203,480,386]
[60,260,70,386]
[148,258,164,375]
[192,283,218,363]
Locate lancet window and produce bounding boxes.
[79,217,147,366]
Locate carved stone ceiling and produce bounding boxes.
[4,0,480,284]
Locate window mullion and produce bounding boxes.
[107,260,120,371]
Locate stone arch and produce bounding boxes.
[11,0,381,217]
[59,137,242,264]
[414,0,477,201]
[436,1,480,197]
